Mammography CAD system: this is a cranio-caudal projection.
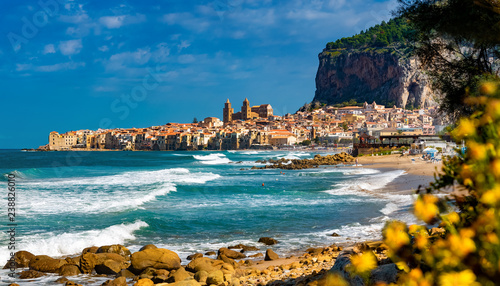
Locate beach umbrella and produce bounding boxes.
[423,148,438,153]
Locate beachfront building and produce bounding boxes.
[45,99,443,151]
[49,131,77,150]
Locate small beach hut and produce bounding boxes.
[423,147,438,158]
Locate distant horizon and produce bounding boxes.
[0,0,397,149]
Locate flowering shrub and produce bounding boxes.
[346,78,500,285]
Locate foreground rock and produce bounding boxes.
[253,153,355,170]
[131,248,181,272]
[3,251,35,269]
[265,249,279,261]
[258,237,279,245]
[29,255,67,273]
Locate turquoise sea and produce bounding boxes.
[0,149,417,285]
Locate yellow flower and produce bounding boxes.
[445,212,460,225]
[453,119,476,138]
[349,251,377,274]
[447,229,476,259]
[414,195,439,224]
[480,186,500,205]
[324,272,349,286]
[491,159,500,179]
[467,142,487,161]
[480,81,498,95]
[384,221,410,250]
[438,270,480,286]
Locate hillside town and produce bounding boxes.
[46,99,448,151]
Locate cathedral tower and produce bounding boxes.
[223,99,233,124]
[241,98,251,120]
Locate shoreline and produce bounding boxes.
[5,154,444,285]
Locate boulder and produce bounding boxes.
[29,255,67,273]
[185,257,223,273]
[82,246,99,254]
[65,281,83,286]
[329,251,364,286]
[3,251,35,269]
[80,253,127,274]
[221,262,235,275]
[228,244,260,252]
[64,256,80,266]
[194,270,208,283]
[217,248,246,260]
[264,249,279,261]
[134,278,155,286]
[152,269,170,283]
[95,258,128,275]
[168,267,192,282]
[169,279,202,286]
[306,247,323,256]
[131,248,181,271]
[97,245,131,259]
[55,277,69,283]
[58,264,82,276]
[117,268,136,278]
[330,232,340,237]
[19,269,45,279]
[249,253,263,258]
[101,276,127,286]
[353,243,370,254]
[258,237,278,245]
[218,255,238,268]
[204,251,216,256]
[8,284,20,286]
[139,244,157,251]
[371,263,399,284]
[139,267,158,280]
[187,253,203,261]
[206,270,224,285]
[80,253,97,274]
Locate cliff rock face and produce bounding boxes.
[313,51,436,108]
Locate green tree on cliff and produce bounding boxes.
[396,0,500,121]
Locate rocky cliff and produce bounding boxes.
[313,50,437,108]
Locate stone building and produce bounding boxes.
[223,98,273,124]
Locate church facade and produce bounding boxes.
[223,98,273,124]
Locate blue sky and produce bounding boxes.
[0,0,397,149]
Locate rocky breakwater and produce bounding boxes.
[252,153,355,170]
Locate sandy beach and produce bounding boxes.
[357,154,443,194]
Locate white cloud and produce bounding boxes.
[177,40,191,52]
[59,39,83,56]
[178,54,196,64]
[162,13,211,32]
[99,14,146,29]
[16,64,32,72]
[286,10,332,20]
[43,44,56,54]
[35,62,86,72]
[106,48,151,71]
[152,43,170,63]
[99,16,126,28]
[98,45,109,52]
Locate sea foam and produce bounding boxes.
[193,153,232,165]
[0,221,147,267]
[19,168,220,215]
